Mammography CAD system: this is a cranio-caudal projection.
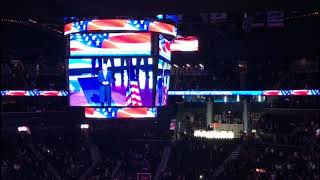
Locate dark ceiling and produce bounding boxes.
[2,0,319,16]
[1,8,319,66]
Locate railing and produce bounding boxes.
[79,141,101,180]
[26,143,61,180]
[154,146,172,180]
[111,160,122,179]
[212,144,241,178]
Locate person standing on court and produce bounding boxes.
[157,77,163,106]
[98,63,112,106]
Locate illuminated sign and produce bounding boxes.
[194,130,235,139]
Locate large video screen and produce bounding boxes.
[159,34,171,61]
[85,107,157,118]
[69,32,151,56]
[171,36,198,52]
[69,58,154,107]
[155,59,171,106]
[64,19,177,37]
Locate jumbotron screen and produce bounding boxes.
[69,32,151,56]
[85,107,157,118]
[68,58,154,107]
[155,59,171,106]
[159,34,171,61]
[171,36,198,51]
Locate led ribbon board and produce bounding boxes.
[168,91,262,96]
[168,89,320,96]
[262,89,320,96]
[2,89,319,97]
[64,19,177,37]
[85,107,157,118]
[1,90,68,96]
[70,32,152,56]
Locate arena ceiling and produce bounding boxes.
[1,0,319,65]
[1,0,319,16]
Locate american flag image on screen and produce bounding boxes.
[310,89,320,95]
[149,21,177,36]
[126,61,142,106]
[171,36,198,52]
[170,119,176,130]
[2,90,31,96]
[69,32,151,56]
[64,19,177,37]
[159,34,171,61]
[65,19,149,35]
[163,82,169,105]
[85,107,157,118]
[87,19,150,31]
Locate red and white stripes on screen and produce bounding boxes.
[163,86,168,105]
[170,119,176,130]
[126,81,142,106]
